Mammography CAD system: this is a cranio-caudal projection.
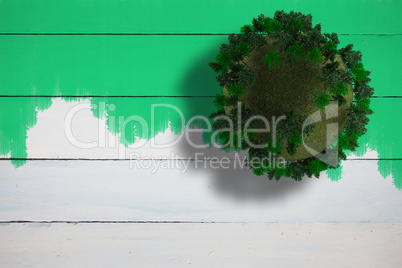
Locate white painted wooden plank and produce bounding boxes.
[0,222,401,267]
[0,159,400,222]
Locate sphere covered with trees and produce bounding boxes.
[208,10,373,181]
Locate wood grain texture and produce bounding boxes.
[0,35,399,96]
[0,222,401,267]
[0,0,400,34]
[0,159,401,222]
[0,1,401,266]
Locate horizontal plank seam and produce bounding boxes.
[0,220,398,224]
[0,33,401,36]
[0,158,399,161]
[0,95,217,98]
[0,96,398,98]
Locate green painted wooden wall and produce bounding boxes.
[0,0,401,188]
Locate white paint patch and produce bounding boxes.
[0,223,401,267]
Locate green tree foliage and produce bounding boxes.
[322,41,337,52]
[253,14,267,30]
[286,43,304,66]
[223,95,240,107]
[244,31,268,49]
[209,10,374,182]
[332,94,347,106]
[274,163,292,180]
[351,62,368,83]
[320,67,340,89]
[273,10,289,29]
[330,82,349,106]
[265,134,283,154]
[274,32,295,51]
[221,35,245,62]
[286,131,302,156]
[263,50,282,69]
[288,162,307,181]
[324,33,340,45]
[276,109,314,156]
[300,23,324,50]
[228,33,242,46]
[356,98,372,114]
[240,24,253,35]
[286,17,304,37]
[323,61,340,75]
[216,71,230,87]
[212,93,225,111]
[262,18,282,35]
[331,82,348,96]
[306,48,321,65]
[321,41,337,63]
[274,10,311,33]
[215,51,232,71]
[236,41,251,57]
[346,105,370,135]
[227,82,245,98]
[277,109,299,138]
[313,91,331,110]
[340,46,362,69]
[301,13,313,32]
[237,68,258,88]
[338,130,362,152]
[354,83,374,100]
[338,44,353,60]
[210,106,252,151]
[306,159,329,178]
[217,62,245,87]
[208,62,223,74]
[338,68,354,85]
[216,61,258,89]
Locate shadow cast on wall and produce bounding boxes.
[177,37,314,200]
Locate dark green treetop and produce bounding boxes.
[286,17,304,38]
[356,98,373,114]
[330,82,349,96]
[262,18,282,35]
[306,159,329,178]
[276,109,315,156]
[338,44,353,59]
[346,105,370,135]
[306,47,321,65]
[227,82,245,98]
[351,62,369,83]
[321,41,338,63]
[332,94,347,106]
[252,16,265,32]
[215,51,231,71]
[240,24,253,35]
[236,41,251,57]
[340,47,362,69]
[213,93,225,111]
[299,23,324,49]
[263,50,282,69]
[273,31,295,51]
[312,91,331,110]
[323,61,340,73]
[286,43,304,66]
[324,32,340,45]
[354,83,374,100]
[287,161,307,181]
